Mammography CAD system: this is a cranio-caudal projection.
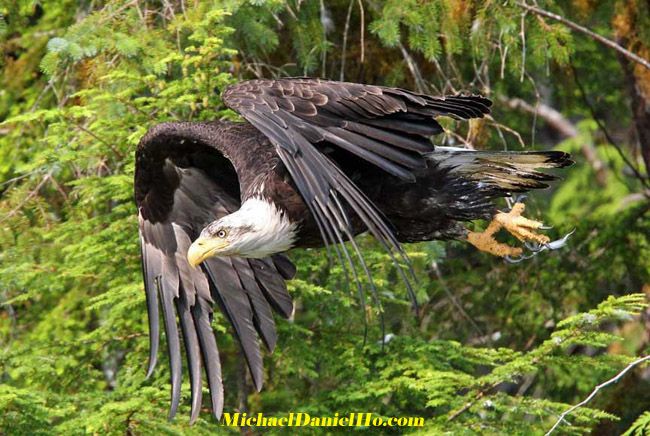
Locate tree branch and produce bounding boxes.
[357,0,365,65]
[501,97,576,138]
[397,41,428,93]
[545,354,650,435]
[339,0,355,81]
[515,2,650,71]
[447,381,502,421]
[430,261,484,338]
[570,63,650,188]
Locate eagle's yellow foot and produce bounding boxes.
[467,202,550,258]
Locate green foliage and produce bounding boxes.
[624,411,650,436]
[0,385,52,436]
[0,0,648,434]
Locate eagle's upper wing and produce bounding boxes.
[135,122,295,423]
[223,78,491,303]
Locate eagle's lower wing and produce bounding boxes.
[223,78,491,305]
[136,125,294,423]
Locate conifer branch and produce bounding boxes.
[515,1,650,70]
[447,381,502,421]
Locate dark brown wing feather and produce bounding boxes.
[222,78,491,308]
[222,78,491,180]
[135,122,295,422]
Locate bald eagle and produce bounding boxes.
[135,78,571,422]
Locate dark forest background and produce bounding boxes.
[0,1,649,434]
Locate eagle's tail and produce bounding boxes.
[428,146,573,193]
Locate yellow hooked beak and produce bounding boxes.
[187,236,229,268]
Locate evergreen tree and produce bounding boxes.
[0,1,648,434]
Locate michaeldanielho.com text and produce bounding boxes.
[221,412,425,428]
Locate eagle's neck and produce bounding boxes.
[231,197,298,258]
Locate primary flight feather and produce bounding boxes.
[134,78,572,422]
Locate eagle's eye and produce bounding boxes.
[216,229,227,238]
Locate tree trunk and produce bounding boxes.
[619,51,650,174]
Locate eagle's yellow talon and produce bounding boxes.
[467,230,524,257]
[467,202,550,257]
[509,202,526,216]
[509,215,544,230]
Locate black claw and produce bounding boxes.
[506,229,575,263]
[513,194,528,204]
[524,241,544,252]
[504,253,532,263]
[505,194,527,211]
[504,255,522,264]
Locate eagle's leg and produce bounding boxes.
[466,202,549,257]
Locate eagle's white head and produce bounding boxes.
[187,198,297,266]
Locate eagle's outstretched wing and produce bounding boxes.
[134,80,493,421]
[135,122,295,423]
[223,78,491,305]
